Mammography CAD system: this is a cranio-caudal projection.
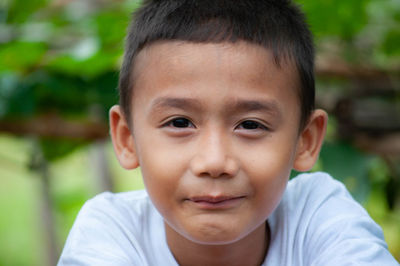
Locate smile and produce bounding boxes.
[187,195,246,210]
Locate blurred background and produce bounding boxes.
[0,0,399,265]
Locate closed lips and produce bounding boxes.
[189,196,245,203]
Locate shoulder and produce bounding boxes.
[275,172,366,227]
[286,171,349,202]
[80,190,152,220]
[58,190,163,265]
[266,172,399,266]
[74,190,154,235]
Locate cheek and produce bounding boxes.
[240,138,296,214]
[135,135,188,212]
[241,139,295,183]
[251,162,289,209]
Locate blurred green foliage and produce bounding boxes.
[1,0,399,127]
[0,0,399,265]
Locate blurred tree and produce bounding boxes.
[0,0,399,157]
[0,0,399,264]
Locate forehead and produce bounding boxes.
[131,41,300,112]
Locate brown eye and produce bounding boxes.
[172,118,191,128]
[237,120,267,130]
[241,121,259,129]
[163,117,194,128]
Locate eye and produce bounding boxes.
[164,117,194,128]
[236,120,268,130]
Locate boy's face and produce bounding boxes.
[111,41,326,246]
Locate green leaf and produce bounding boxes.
[319,141,373,202]
[0,42,46,72]
[94,9,129,49]
[381,28,400,56]
[6,0,49,24]
[39,138,88,162]
[296,0,370,40]
[46,51,119,78]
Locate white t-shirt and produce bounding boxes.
[58,172,399,265]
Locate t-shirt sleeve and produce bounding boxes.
[57,192,147,266]
[295,173,399,266]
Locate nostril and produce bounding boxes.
[190,155,239,178]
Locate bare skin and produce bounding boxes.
[109,41,327,266]
[165,220,269,266]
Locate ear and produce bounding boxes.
[109,105,139,169]
[293,109,328,172]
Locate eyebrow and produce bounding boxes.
[230,99,281,114]
[149,96,282,117]
[149,97,203,113]
[224,99,283,122]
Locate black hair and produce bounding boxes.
[119,0,315,130]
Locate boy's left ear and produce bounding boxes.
[293,109,328,172]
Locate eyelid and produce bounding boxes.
[161,116,196,128]
[235,119,270,130]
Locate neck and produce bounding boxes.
[165,222,270,266]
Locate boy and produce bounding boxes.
[59,0,399,265]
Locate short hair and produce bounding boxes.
[119,0,315,130]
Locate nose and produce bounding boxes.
[190,128,239,178]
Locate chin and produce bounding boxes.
[183,224,246,245]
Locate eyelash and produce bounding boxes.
[162,117,195,129]
[162,117,268,131]
[235,120,269,131]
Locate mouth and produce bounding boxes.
[186,195,246,210]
